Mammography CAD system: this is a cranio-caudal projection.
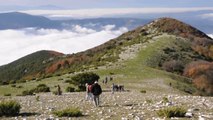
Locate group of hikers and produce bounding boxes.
[85,77,125,107]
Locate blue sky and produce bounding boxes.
[0,0,213,9]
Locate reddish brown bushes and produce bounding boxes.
[162,60,184,73]
[184,61,213,95]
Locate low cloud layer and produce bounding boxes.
[201,13,213,20]
[208,34,213,39]
[0,25,128,65]
[21,7,213,19]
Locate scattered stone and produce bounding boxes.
[121,117,128,120]
[185,112,193,118]
[134,116,141,120]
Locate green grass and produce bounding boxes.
[53,108,83,117]
[0,76,72,96]
[157,106,187,118]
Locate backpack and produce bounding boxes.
[88,85,92,92]
[92,84,102,95]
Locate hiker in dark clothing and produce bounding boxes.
[57,85,62,95]
[91,81,102,107]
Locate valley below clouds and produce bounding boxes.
[0,25,128,66]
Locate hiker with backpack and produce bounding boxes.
[91,81,102,107]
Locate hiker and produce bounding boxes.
[57,85,62,95]
[85,83,93,101]
[112,83,115,94]
[105,77,108,84]
[91,81,102,107]
[104,78,108,84]
[110,76,113,81]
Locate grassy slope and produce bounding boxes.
[0,35,197,96]
[97,34,196,92]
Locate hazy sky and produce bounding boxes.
[0,0,213,8]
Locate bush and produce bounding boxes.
[66,86,75,92]
[33,84,50,93]
[21,84,50,96]
[53,108,83,117]
[140,90,146,93]
[4,93,11,96]
[22,90,34,96]
[0,100,21,117]
[0,81,9,85]
[162,97,169,103]
[9,80,16,84]
[162,60,184,73]
[16,80,26,83]
[11,84,16,88]
[71,72,99,90]
[157,106,187,118]
[16,85,23,88]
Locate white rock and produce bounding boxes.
[134,116,141,120]
[121,117,128,120]
[185,112,193,118]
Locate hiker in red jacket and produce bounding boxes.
[85,83,93,101]
[91,81,102,107]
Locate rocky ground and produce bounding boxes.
[0,83,212,120]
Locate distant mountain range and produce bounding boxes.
[0,12,61,29]
[0,12,212,34]
[0,12,150,30]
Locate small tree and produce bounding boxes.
[71,72,99,91]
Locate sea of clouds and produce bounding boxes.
[208,34,213,39]
[0,25,128,66]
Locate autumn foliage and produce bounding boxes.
[184,61,213,95]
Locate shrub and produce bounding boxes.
[4,93,11,96]
[0,81,9,85]
[33,84,50,93]
[52,91,58,95]
[9,80,16,84]
[22,90,34,96]
[16,80,26,83]
[162,97,169,103]
[36,96,40,101]
[0,100,21,117]
[184,61,213,95]
[140,90,146,93]
[157,106,187,118]
[16,85,23,88]
[64,79,72,84]
[66,86,75,92]
[71,72,99,90]
[53,108,83,117]
[162,60,184,73]
[11,84,16,88]
[145,99,153,104]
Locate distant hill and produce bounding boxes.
[0,50,64,81]
[0,12,61,29]
[0,17,212,95]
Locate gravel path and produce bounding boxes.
[1,85,212,120]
